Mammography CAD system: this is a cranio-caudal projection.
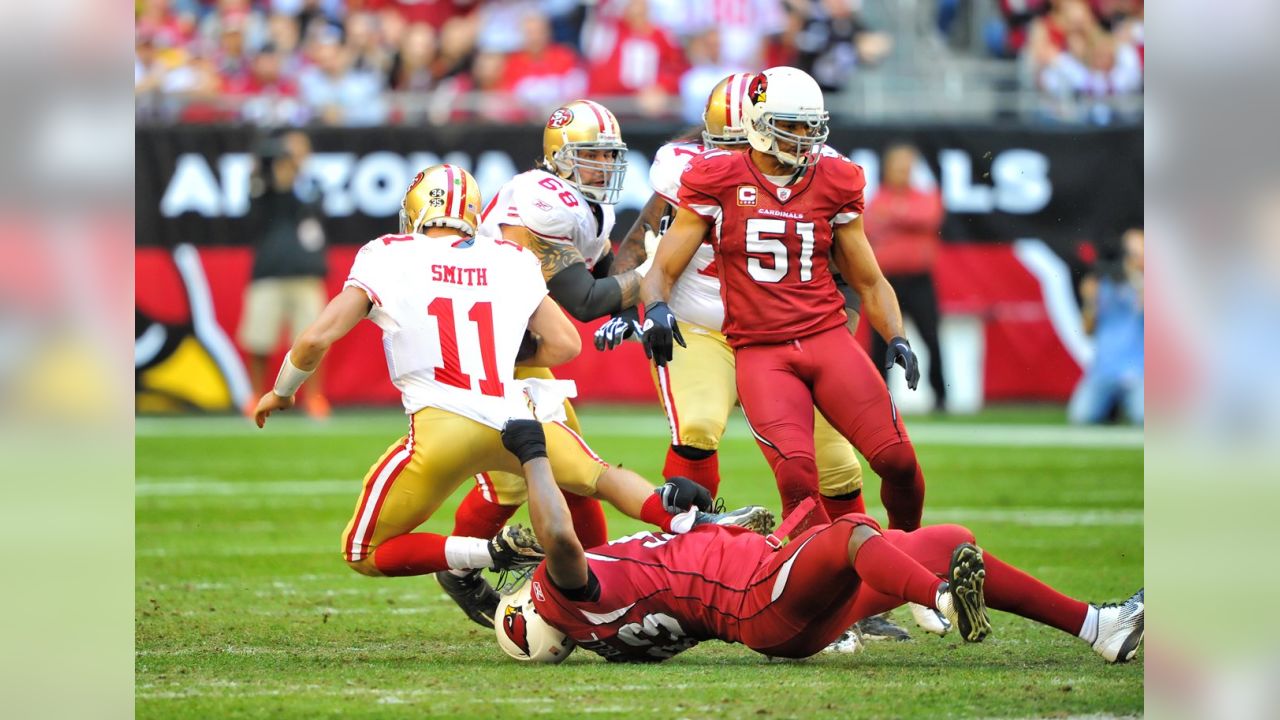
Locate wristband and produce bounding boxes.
[501,419,548,464]
[272,352,315,398]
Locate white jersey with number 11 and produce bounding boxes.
[344,233,547,429]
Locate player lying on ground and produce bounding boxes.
[252,164,770,620]
[599,73,922,641]
[494,419,1145,665]
[442,100,652,620]
[639,66,927,539]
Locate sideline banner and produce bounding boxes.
[137,123,1142,252]
[136,123,1138,411]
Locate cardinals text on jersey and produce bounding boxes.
[676,150,866,347]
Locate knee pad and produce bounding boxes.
[672,444,716,461]
[868,442,919,484]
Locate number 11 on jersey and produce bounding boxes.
[427,297,504,397]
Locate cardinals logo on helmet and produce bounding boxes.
[748,74,768,104]
[547,108,575,129]
[502,605,532,656]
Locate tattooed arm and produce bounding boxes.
[504,224,641,322]
[613,192,670,275]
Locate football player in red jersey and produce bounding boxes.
[493,420,1145,665]
[640,66,926,536]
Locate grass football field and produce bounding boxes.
[136,406,1143,719]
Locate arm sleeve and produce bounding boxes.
[591,249,615,279]
[547,263,625,321]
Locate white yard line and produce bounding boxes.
[137,413,1142,448]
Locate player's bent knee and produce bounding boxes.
[929,524,976,547]
[345,555,384,577]
[868,442,919,482]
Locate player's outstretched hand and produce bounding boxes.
[593,306,643,351]
[640,301,686,366]
[883,336,921,390]
[656,477,714,514]
[253,391,295,428]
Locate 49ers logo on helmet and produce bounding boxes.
[502,605,532,656]
[406,171,426,193]
[546,108,575,129]
[748,74,768,104]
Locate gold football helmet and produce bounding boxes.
[702,72,756,148]
[540,99,628,205]
[400,163,482,236]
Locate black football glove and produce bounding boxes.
[883,335,921,391]
[655,476,715,514]
[593,306,643,351]
[639,301,686,367]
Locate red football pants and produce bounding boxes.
[735,326,923,530]
[740,516,974,658]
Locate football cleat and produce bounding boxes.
[487,525,545,571]
[822,626,865,654]
[1091,588,1144,663]
[909,601,952,636]
[436,570,500,628]
[693,505,775,535]
[856,613,911,642]
[936,543,991,642]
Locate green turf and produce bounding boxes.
[136,408,1143,719]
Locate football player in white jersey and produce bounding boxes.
[252,165,768,627]
[443,100,652,608]
[600,73,936,643]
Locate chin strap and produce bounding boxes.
[765,496,818,550]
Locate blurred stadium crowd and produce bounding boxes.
[135,0,1144,126]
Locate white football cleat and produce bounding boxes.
[822,627,865,654]
[909,601,952,636]
[1091,588,1144,663]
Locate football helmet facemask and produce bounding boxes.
[743,66,830,168]
[541,99,628,205]
[495,581,575,663]
[400,163,482,236]
[702,72,756,148]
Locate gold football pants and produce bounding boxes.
[650,324,863,497]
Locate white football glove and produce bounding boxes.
[634,224,661,276]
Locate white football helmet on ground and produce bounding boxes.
[743,66,830,167]
[494,581,575,663]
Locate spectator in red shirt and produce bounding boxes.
[500,13,586,114]
[368,0,476,31]
[864,143,949,411]
[584,0,687,116]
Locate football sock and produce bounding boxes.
[372,533,454,576]
[774,456,831,536]
[564,491,609,548]
[820,489,865,520]
[868,443,925,531]
[663,445,721,497]
[451,484,517,539]
[640,493,676,533]
[981,549,1090,636]
[853,533,943,607]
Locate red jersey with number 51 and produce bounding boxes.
[677,150,866,348]
[344,233,546,426]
